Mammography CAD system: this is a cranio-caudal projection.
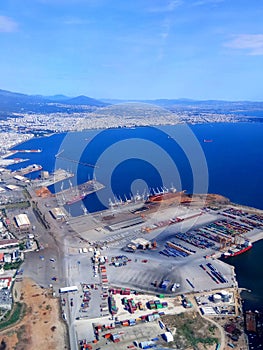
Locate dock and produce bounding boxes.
[10,149,42,154]
[12,164,43,176]
[33,169,74,188]
[56,179,105,205]
[0,157,29,167]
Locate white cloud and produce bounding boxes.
[192,0,224,5]
[0,16,18,32]
[225,34,263,56]
[148,0,183,13]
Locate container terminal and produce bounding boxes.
[2,176,263,350]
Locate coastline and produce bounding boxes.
[1,122,262,349]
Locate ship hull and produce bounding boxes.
[147,191,183,202]
[224,244,252,258]
[66,195,86,205]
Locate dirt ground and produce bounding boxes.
[0,277,68,350]
[35,187,53,198]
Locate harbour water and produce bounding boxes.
[7,122,263,317]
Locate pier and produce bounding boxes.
[56,179,105,205]
[12,164,43,176]
[33,169,74,188]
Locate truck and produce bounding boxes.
[160,280,170,290]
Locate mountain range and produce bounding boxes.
[0,88,263,117]
[0,89,107,115]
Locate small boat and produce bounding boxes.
[203,139,213,143]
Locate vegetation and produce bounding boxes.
[0,201,30,210]
[178,322,218,347]
[22,188,32,200]
[19,242,25,250]
[3,260,22,271]
[162,311,219,349]
[0,303,25,331]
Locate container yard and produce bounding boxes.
[9,175,262,350]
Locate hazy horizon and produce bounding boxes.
[0,0,263,101]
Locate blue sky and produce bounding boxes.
[0,0,263,100]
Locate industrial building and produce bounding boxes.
[0,239,19,249]
[14,174,30,183]
[14,213,31,230]
[5,184,20,191]
[130,238,152,250]
[50,207,67,221]
[107,217,144,231]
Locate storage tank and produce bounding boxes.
[213,294,222,303]
[220,290,230,302]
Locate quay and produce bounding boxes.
[33,168,74,188]
[10,149,42,154]
[56,179,105,205]
[12,164,43,176]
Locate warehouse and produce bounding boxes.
[5,184,20,191]
[50,207,67,221]
[13,174,29,182]
[0,239,19,249]
[107,217,144,231]
[14,213,31,230]
[130,238,152,250]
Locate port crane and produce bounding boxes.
[219,236,232,250]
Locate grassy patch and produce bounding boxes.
[2,201,30,210]
[0,302,25,331]
[162,311,219,349]
[3,260,22,271]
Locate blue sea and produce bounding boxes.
[7,122,263,315]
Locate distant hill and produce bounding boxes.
[45,94,70,101]
[64,95,107,107]
[0,89,108,115]
[0,88,263,118]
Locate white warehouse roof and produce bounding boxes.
[15,213,30,227]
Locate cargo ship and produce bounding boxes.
[147,190,186,203]
[223,240,252,258]
[203,139,213,143]
[66,193,87,205]
[12,149,42,153]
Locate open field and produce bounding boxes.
[0,278,68,350]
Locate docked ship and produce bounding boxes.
[66,193,87,205]
[147,188,187,203]
[11,149,42,153]
[223,240,252,258]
